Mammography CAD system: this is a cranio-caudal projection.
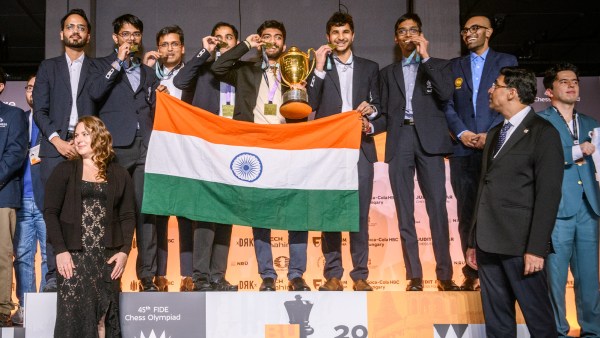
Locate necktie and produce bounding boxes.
[494,122,512,155]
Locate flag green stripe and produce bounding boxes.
[142,173,359,232]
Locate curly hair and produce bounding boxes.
[75,116,115,181]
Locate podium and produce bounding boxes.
[22,291,536,338]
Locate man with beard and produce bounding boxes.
[212,20,311,292]
[372,13,460,291]
[33,8,96,292]
[173,22,241,292]
[444,15,517,291]
[89,14,162,292]
[538,63,600,337]
[306,12,380,292]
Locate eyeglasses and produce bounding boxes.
[65,24,87,33]
[491,82,509,90]
[117,31,142,39]
[396,28,421,36]
[158,41,182,49]
[24,85,34,92]
[460,24,489,36]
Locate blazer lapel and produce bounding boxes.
[459,55,473,93]
[352,57,362,108]
[326,62,342,99]
[494,109,535,161]
[479,49,496,95]
[392,63,406,101]
[76,56,90,97]
[58,56,72,94]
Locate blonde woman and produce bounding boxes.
[44,116,135,338]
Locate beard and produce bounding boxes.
[266,48,283,60]
[63,35,87,49]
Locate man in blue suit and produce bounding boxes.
[538,63,600,337]
[33,8,96,291]
[0,67,29,327]
[444,15,517,290]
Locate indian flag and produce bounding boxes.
[142,92,361,232]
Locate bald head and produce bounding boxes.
[462,16,493,55]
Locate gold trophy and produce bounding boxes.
[278,46,316,119]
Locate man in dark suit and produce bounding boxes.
[12,75,48,325]
[32,8,96,292]
[212,20,311,292]
[443,15,518,291]
[372,13,459,291]
[466,67,563,337]
[0,67,29,327]
[538,63,600,337]
[89,14,162,292]
[173,22,240,292]
[306,12,379,292]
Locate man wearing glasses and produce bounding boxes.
[140,25,199,292]
[33,8,97,293]
[12,75,48,325]
[89,14,162,292]
[466,67,562,337]
[173,22,242,292]
[372,13,459,292]
[443,15,517,291]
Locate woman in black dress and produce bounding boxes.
[44,116,136,338]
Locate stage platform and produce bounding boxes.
[12,291,571,338]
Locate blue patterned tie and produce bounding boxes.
[494,122,512,155]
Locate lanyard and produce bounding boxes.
[264,67,281,104]
[224,84,233,104]
[553,106,579,144]
[156,62,183,80]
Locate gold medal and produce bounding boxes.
[264,103,277,116]
[222,104,234,117]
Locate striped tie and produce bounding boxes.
[494,122,512,155]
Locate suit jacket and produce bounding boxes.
[538,107,600,218]
[0,102,28,208]
[173,47,220,112]
[444,49,518,157]
[306,56,381,163]
[211,43,270,123]
[89,52,159,147]
[469,108,564,257]
[373,58,454,161]
[33,54,97,158]
[44,159,136,255]
[23,110,44,209]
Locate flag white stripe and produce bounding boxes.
[146,131,359,190]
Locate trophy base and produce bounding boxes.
[280,89,312,119]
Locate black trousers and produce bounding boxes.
[388,126,453,280]
[477,247,556,338]
[114,136,162,280]
[449,152,482,279]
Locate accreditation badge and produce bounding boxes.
[222,104,234,117]
[29,144,41,165]
[264,103,277,116]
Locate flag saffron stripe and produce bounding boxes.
[153,92,362,150]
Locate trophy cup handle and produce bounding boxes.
[307,48,317,78]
